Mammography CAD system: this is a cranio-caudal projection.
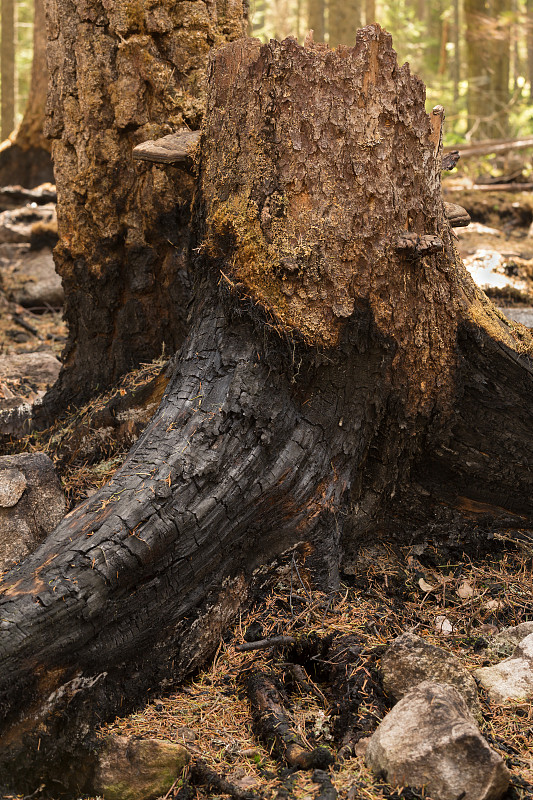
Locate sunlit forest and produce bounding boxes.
[1,0,532,144]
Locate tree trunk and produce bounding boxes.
[528,0,533,100]
[1,0,16,141]
[307,0,325,41]
[0,0,54,187]
[453,0,460,102]
[365,0,376,25]
[0,26,532,795]
[328,0,361,46]
[466,0,511,139]
[40,0,246,416]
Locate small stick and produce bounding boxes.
[236,635,296,652]
[12,314,41,338]
[285,663,329,708]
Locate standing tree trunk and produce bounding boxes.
[0,26,532,795]
[365,0,376,25]
[453,0,460,102]
[307,0,325,41]
[328,0,361,46]
[0,0,54,187]
[41,0,246,416]
[528,0,533,100]
[466,0,511,139]
[1,0,16,141]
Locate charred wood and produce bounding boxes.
[247,673,333,771]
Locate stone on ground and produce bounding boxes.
[381,631,481,718]
[0,351,61,435]
[9,249,63,308]
[475,633,533,703]
[366,681,510,800]
[0,452,65,571]
[92,735,190,800]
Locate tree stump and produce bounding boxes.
[0,26,532,794]
[41,0,246,413]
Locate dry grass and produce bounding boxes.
[92,547,533,800]
[1,354,168,508]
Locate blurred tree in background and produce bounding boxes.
[0,0,530,157]
[1,0,35,137]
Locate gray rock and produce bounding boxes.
[9,249,63,308]
[0,453,66,572]
[475,633,533,703]
[92,734,190,800]
[493,621,533,651]
[381,631,481,718]
[0,352,61,435]
[0,203,56,244]
[0,351,61,386]
[366,681,510,800]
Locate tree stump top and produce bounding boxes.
[199,27,442,353]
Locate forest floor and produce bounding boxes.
[1,179,533,800]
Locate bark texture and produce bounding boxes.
[0,0,54,188]
[1,0,16,141]
[0,26,532,795]
[42,0,246,412]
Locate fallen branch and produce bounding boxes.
[189,758,261,800]
[247,672,333,770]
[236,636,296,652]
[471,182,533,192]
[443,135,533,159]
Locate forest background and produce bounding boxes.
[1,0,532,150]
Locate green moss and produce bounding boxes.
[207,192,340,346]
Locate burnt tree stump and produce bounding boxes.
[0,26,532,794]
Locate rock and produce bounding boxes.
[366,682,510,800]
[92,735,190,800]
[9,249,63,308]
[494,621,533,649]
[381,632,481,718]
[0,453,66,572]
[475,633,533,703]
[0,351,61,435]
[0,203,56,244]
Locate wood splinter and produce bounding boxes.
[133,129,201,167]
[247,673,333,770]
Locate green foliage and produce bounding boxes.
[0,0,34,128]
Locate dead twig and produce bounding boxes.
[236,636,296,652]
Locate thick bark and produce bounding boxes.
[41,0,246,414]
[1,0,16,140]
[0,0,54,188]
[0,26,532,795]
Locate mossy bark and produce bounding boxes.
[41,0,246,413]
[0,26,532,795]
